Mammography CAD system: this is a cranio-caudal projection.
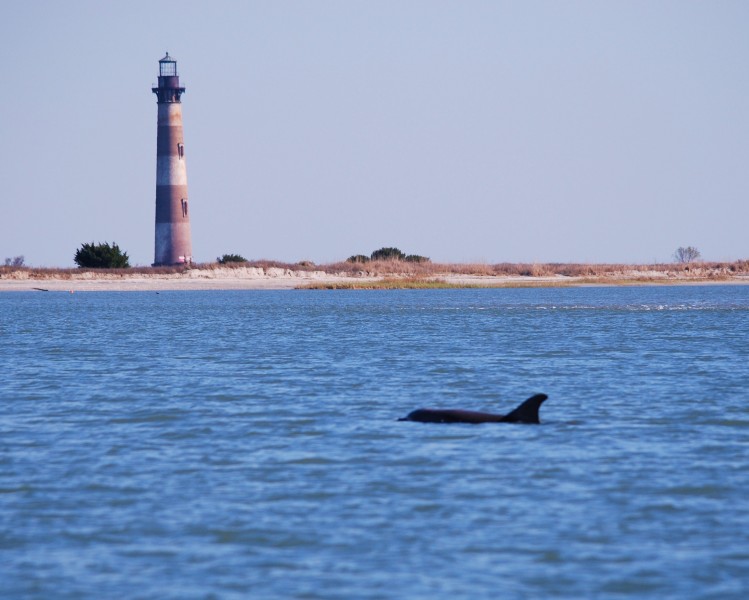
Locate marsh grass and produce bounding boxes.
[320,260,749,279]
[303,278,480,290]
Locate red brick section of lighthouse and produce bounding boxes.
[152,53,193,266]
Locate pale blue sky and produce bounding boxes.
[1,1,747,266]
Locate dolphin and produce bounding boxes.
[398,393,548,424]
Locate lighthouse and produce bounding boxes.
[152,53,193,265]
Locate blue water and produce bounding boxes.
[2,287,749,599]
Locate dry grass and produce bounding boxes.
[2,259,748,282]
[319,259,749,279]
[0,265,191,280]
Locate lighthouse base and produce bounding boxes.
[154,222,192,266]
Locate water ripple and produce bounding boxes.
[2,287,749,599]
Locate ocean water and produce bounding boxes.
[1,286,748,599]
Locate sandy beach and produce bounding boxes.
[0,267,355,292]
[2,265,748,292]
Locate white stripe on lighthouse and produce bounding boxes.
[156,156,188,186]
[157,103,184,126]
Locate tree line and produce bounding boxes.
[1,243,706,269]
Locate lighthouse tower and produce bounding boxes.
[152,53,192,265]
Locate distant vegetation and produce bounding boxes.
[673,246,701,263]
[217,253,248,264]
[403,254,431,263]
[347,247,430,264]
[5,259,749,287]
[74,242,130,268]
[4,255,24,267]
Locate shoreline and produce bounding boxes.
[2,266,748,292]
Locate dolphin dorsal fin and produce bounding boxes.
[500,393,548,424]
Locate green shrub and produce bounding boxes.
[366,248,429,262]
[74,242,130,268]
[370,247,406,261]
[347,255,370,264]
[217,253,248,264]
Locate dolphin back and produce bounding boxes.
[499,393,548,424]
[398,393,549,424]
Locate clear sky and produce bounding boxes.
[1,1,747,267]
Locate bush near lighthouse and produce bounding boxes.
[74,242,131,269]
